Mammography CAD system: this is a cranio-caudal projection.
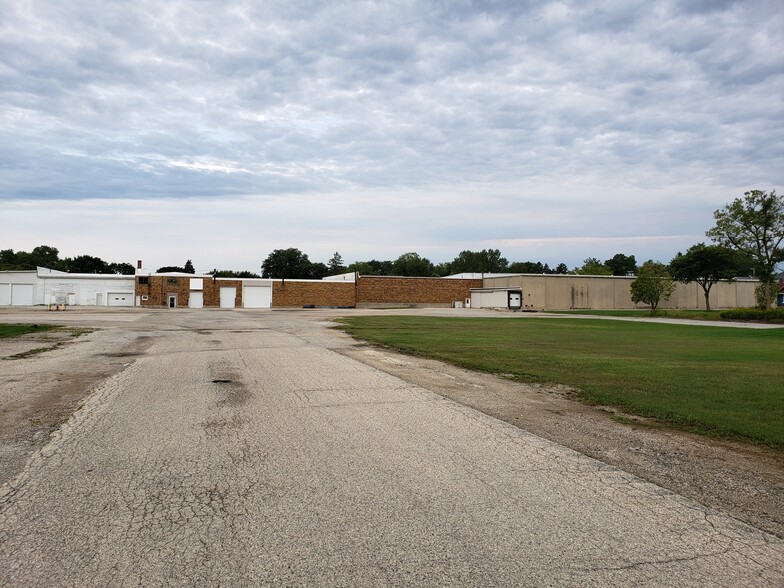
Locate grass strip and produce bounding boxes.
[336,316,784,448]
[0,324,57,338]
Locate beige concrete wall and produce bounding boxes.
[481,275,758,310]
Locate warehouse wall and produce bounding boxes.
[356,276,482,307]
[480,275,757,310]
[271,280,356,307]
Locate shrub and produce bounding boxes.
[720,308,784,323]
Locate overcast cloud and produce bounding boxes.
[1,0,781,272]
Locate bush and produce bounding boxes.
[720,308,784,323]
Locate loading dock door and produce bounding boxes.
[219,287,236,308]
[189,291,204,309]
[243,286,271,308]
[108,292,133,307]
[11,284,34,306]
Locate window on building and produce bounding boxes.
[138,277,149,284]
[167,277,178,284]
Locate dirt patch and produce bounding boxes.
[0,332,155,484]
[339,344,784,539]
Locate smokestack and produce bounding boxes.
[137,260,142,269]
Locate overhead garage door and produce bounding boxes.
[11,284,34,306]
[219,287,236,308]
[107,292,133,307]
[0,284,9,306]
[243,286,271,308]
[189,291,203,309]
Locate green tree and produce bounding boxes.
[157,266,186,273]
[391,252,434,276]
[107,262,136,275]
[554,263,570,274]
[575,257,612,275]
[508,261,544,273]
[448,249,509,274]
[64,255,109,274]
[30,245,61,269]
[261,248,316,279]
[327,252,346,275]
[310,262,328,279]
[184,259,195,274]
[346,261,375,275]
[604,253,637,276]
[669,244,744,311]
[630,261,676,315]
[210,269,262,278]
[706,189,784,308]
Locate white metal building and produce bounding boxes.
[0,267,135,306]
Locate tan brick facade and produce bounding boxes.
[136,275,243,308]
[356,276,482,306]
[272,281,356,308]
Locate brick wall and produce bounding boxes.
[135,276,243,307]
[272,281,356,307]
[356,276,482,306]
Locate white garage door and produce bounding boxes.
[0,284,10,306]
[11,284,34,306]
[107,292,133,307]
[219,287,236,308]
[189,291,204,309]
[243,286,271,308]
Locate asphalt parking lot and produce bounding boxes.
[0,307,782,586]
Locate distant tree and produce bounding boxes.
[448,249,509,274]
[327,252,346,275]
[604,253,637,276]
[575,257,612,276]
[184,259,195,274]
[391,252,435,277]
[554,262,570,274]
[209,269,261,278]
[30,245,61,269]
[310,262,328,279]
[508,261,544,274]
[368,259,393,275]
[433,262,452,277]
[0,249,24,270]
[706,189,784,308]
[630,261,676,315]
[63,255,110,274]
[107,262,136,275]
[669,244,744,311]
[261,248,316,279]
[156,266,186,273]
[0,246,61,270]
[346,261,375,275]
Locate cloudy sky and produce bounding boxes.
[1,0,782,273]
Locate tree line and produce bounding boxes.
[0,246,137,275]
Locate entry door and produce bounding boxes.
[219,287,236,308]
[189,291,204,309]
[168,294,177,308]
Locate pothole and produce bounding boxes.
[212,379,233,384]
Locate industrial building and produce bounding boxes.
[0,265,762,310]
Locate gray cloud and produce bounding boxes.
[1,0,781,268]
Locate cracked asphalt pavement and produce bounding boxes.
[0,308,782,586]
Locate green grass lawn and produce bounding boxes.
[336,316,784,448]
[0,324,57,338]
